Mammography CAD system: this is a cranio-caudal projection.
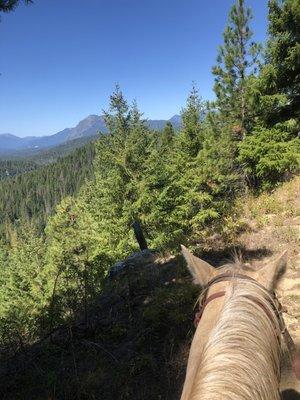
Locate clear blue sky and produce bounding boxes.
[0,0,268,137]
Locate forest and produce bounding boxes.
[0,142,95,232]
[0,0,299,398]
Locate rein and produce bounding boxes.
[194,272,300,380]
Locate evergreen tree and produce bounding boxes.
[44,197,104,327]
[83,87,152,258]
[238,124,300,189]
[258,0,300,125]
[0,143,95,233]
[103,84,131,139]
[161,121,175,149]
[0,224,46,349]
[139,87,239,249]
[238,0,300,189]
[141,87,205,248]
[0,0,32,13]
[179,84,204,156]
[212,0,261,133]
[1,0,300,364]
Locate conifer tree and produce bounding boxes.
[212,0,261,133]
[0,0,32,13]
[238,125,300,189]
[258,0,300,125]
[161,121,175,149]
[44,197,103,326]
[238,0,300,189]
[84,87,152,258]
[179,84,204,156]
[0,223,46,348]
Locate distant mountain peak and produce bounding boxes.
[0,113,181,155]
[169,115,181,123]
[0,133,19,139]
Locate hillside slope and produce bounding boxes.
[0,177,299,399]
[238,177,300,394]
[0,142,95,231]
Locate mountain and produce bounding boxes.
[169,114,182,125]
[0,134,26,151]
[147,114,181,131]
[0,114,181,156]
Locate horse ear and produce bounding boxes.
[181,245,216,286]
[255,251,288,290]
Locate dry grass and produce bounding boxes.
[242,176,300,227]
[236,176,300,394]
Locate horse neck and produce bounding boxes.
[189,283,282,400]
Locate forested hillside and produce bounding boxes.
[0,135,98,163]
[0,0,299,399]
[0,159,37,180]
[1,175,299,399]
[0,142,95,232]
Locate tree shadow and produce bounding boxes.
[198,245,273,267]
[281,389,300,400]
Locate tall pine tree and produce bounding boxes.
[212,0,261,134]
[258,0,300,125]
[179,84,204,156]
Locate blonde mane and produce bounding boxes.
[190,279,282,400]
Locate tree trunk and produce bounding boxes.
[132,221,148,250]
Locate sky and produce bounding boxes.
[0,0,268,137]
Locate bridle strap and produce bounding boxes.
[194,272,300,380]
[194,291,226,328]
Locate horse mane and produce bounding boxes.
[190,278,282,400]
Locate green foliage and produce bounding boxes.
[238,125,300,189]
[161,121,175,148]
[0,257,198,400]
[44,197,107,326]
[82,87,152,259]
[257,0,300,124]
[0,159,37,180]
[178,84,204,156]
[0,135,97,163]
[0,224,47,348]
[0,142,95,232]
[0,0,32,14]
[0,2,299,396]
[134,88,240,250]
[212,0,261,132]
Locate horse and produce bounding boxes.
[180,246,299,400]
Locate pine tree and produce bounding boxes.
[258,0,300,125]
[44,197,104,326]
[238,0,300,189]
[161,121,175,149]
[84,88,153,258]
[212,0,261,133]
[179,84,204,157]
[0,0,32,13]
[0,223,47,348]
[103,84,131,139]
[238,125,300,189]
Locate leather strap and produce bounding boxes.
[194,291,226,328]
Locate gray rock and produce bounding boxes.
[108,249,157,279]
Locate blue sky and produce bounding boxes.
[0,0,268,137]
